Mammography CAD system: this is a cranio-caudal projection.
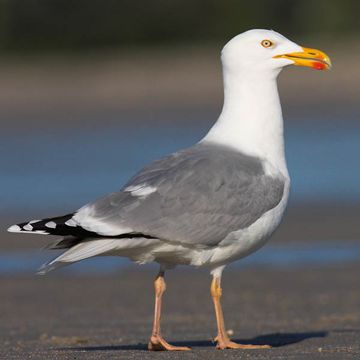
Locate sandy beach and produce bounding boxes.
[1,264,359,359]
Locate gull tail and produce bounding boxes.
[7,213,96,237]
[37,239,121,275]
[8,214,159,275]
[38,237,158,275]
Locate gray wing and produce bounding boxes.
[73,143,285,247]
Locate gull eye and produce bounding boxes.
[261,39,273,48]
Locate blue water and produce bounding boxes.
[0,241,359,275]
[1,114,360,214]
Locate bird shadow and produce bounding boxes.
[61,331,327,351]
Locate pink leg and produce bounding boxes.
[211,276,271,350]
[148,271,191,351]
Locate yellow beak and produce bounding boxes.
[273,47,331,70]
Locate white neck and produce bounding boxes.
[202,68,288,176]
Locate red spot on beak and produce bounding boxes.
[312,61,326,70]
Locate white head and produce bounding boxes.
[221,29,331,78]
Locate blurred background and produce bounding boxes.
[0,0,360,274]
[1,1,360,357]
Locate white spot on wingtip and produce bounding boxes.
[7,225,22,233]
[45,221,57,229]
[65,219,77,227]
[29,220,41,224]
[23,224,33,231]
[7,224,49,235]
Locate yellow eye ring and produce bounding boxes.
[261,39,273,48]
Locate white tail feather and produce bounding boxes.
[37,239,120,274]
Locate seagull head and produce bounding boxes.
[221,29,331,77]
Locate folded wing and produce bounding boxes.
[72,143,285,247]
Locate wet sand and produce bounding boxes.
[1,264,359,359]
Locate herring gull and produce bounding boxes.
[8,29,331,351]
